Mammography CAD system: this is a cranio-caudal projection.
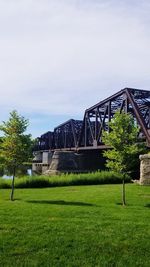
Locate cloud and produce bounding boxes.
[0,0,150,135]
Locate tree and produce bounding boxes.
[0,137,4,176]
[0,110,32,201]
[103,111,145,205]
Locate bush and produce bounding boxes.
[0,171,131,189]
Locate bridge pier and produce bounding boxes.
[139,154,150,185]
[45,151,79,175]
[32,151,53,174]
[32,151,43,174]
[32,150,106,175]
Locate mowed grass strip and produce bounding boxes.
[0,184,150,267]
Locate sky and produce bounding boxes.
[0,0,150,137]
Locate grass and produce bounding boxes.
[0,171,131,189]
[0,184,150,267]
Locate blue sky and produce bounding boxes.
[0,0,150,137]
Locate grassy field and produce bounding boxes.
[0,184,150,267]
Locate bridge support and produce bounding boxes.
[45,151,79,175]
[139,154,150,185]
[32,150,106,175]
[32,151,53,174]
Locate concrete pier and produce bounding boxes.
[139,154,150,185]
[32,150,106,175]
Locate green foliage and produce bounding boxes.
[0,185,150,266]
[103,111,145,175]
[0,110,33,173]
[0,171,131,189]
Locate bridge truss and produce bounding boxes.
[54,119,82,149]
[78,88,150,148]
[34,88,150,151]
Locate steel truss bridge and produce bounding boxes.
[34,88,150,152]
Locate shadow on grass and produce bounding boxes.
[116,202,123,206]
[116,202,129,206]
[26,200,96,207]
[144,203,150,208]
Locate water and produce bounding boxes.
[2,175,13,179]
[27,169,32,176]
[2,169,32,179]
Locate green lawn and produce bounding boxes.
[0,184,150,267]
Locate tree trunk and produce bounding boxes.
[10,166,16,201]
[122,178,126,206]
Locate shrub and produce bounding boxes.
[0,171,131,189]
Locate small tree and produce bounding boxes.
[0,110,32,201]
[103,111,144,205]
